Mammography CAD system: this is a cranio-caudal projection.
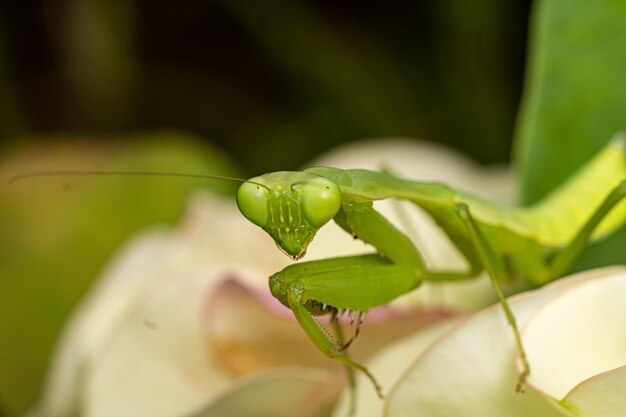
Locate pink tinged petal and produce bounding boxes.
[83,267,265,417]
[192,368,340,417]
[523,268,626,416]
[384,268,623,417]
[208,277,336,374]
[207,277,457,376]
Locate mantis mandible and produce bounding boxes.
[9,134,626,399]
[235,133,626,396]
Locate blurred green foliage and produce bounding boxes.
[0,1,528,172]
[515,0,626,269]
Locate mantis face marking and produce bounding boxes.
[236,172,342,259]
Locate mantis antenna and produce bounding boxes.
[8,170,270,190]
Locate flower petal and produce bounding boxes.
[523,268,626,416]
[83,266,269,417]
[384,268,623,417]
[208,277,337,374]
[561,366,626,417]
[190,367,339,417]
[33,229,172,417]
[330,318,463,417]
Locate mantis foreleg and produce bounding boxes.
[270,253,420,397]
[273,201,483,394]
[335,199,482,281]
[332,318,358,415]
[287,288,384,398]
[334,200,427,268]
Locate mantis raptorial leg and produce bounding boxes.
[272,199,504,395]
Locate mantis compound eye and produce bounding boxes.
[236,178,269,227]
[301,177,342,227]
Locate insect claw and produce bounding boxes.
[359,311,367,324]
[339,311,366,352]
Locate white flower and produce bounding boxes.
[31,138,523,417]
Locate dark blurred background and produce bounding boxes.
[0,0,530,173]
[0,1,533,415]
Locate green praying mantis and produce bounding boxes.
[235,133,626,396]
[9,134,626,400]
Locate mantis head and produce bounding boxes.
[236,172,342,259]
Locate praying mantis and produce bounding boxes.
[9,134,626,400]
[235,133,626,396]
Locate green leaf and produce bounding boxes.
[514,0,626,269]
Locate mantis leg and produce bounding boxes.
[541,180,626,283]
[275,201,475,397]
[334,200,482,281]
[332,320,358,415]
[333,200,427,268]
[454,203,530,392]
[276,201,485,397]
[272,254,417,398]
[287,290,384,398]
[271,254,420,311]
